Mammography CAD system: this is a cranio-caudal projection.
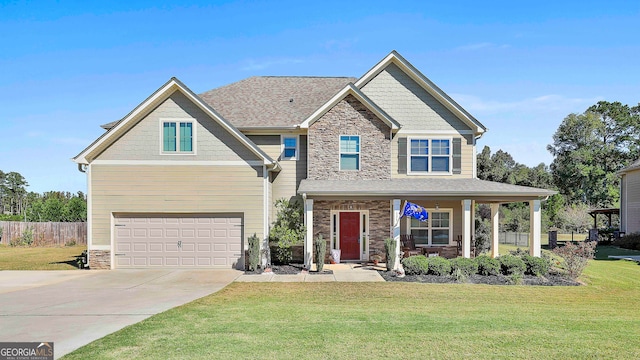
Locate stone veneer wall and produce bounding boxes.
[89,250,111,270]
[308,94,391,180]
[313,200,391,261]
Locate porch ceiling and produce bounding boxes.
[298,178,556,202]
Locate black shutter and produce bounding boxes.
[452,138,462,174]
[398,138,407,174]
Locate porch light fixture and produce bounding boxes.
[435,202,440,210]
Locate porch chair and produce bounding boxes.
[400,234,422,258]
[456,235,476,257]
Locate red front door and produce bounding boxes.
[340,212,360,260]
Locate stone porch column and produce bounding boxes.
[392,199,401,270]
[490,203,500,258]
[304,198,314,268]
[530,199,541,257]
[462,199,472,258]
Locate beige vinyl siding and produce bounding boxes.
[625,170,640,233]
[96,90,260,162]
[90,164,264,247]
[392,134,474,178]
[360,63,472,132]
[248,135,308,222]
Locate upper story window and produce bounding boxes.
[281,135,299,160]
[340,135,360,171]
[409,138,450,174]
[162,119,194,154]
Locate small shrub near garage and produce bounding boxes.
[247,233,260,271]
[401,255,429,275]
[499,254,526,276]
[450,257,478,277]
[612,232,640,251]
[475,255,500,276]
[427,256,451,276]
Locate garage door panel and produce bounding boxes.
[114,214,242,269]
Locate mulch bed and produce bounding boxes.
[244,264,333,275]
[378,270,581,286]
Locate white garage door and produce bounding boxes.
[114,214,242,269]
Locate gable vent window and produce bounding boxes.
[162,120,194,153]
[340,135,360,171]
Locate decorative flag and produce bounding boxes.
[401,201,428,222]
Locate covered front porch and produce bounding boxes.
[298,178,556,268]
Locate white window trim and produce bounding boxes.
[280,134,299,161]
[159,118,197,155]
[407,136,452,175]
[406,208,453,246]
[339,134,361,171]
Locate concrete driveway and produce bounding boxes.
[0,269,240,359]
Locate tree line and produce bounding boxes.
[0,171,86,222]
[477,100,640,234]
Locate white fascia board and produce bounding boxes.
[354,50,487,135]
[300,83,399,130]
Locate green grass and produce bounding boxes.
[63,258,640,359]
[0,245,86,270]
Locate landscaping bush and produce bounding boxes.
[553,240,596,280]
[313,234,326,272]
[427,256,451,276]
[269,198,305,264]
[498,254,526,276]
[401,256,429,275]
[247,233,260,271]
[612,232,640,251]
[384,237,397,271]
[475,255,500,276]
[521,254,550,276]
[449,257,478,277]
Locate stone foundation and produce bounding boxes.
[89,250,111,269]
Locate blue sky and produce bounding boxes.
[1,0,639,193]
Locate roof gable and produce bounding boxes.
[73,78,276,167]
[355,50,487,135]
[299,83,399,130]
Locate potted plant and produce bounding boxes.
[370,249,383,265]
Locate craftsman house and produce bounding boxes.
[73,51,555,269]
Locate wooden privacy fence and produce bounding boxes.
[0,221,87,246]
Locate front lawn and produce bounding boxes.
[0,245,87,270]
[63,259,640,359]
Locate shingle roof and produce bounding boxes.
[198,76,356,128]
[619,158,640,174]
[298,178,556,199]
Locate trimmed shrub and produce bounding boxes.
[475,255,500,276]
[612,232,640,251]
[384,237,397,271]
[427,256,451,276]
[314,234,327,272]
[553,241,596,279]
[450,257,478,277]
[499,254,526,276]
[521,254,550,276]
[247,233,260,271]
[401,256,429,275]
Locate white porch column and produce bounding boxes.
[304,198,314,268]
[462,199,472,258]
[490,203,500,258]
[530,199,542,257]
[392,199,401,270]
